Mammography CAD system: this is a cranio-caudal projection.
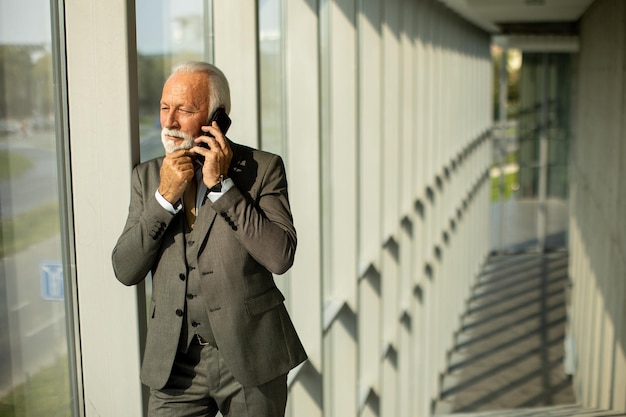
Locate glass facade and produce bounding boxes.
[492,51,572,252]
[0,0,76,416]
[517,53,571,200]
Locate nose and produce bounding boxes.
[161,109,179,129]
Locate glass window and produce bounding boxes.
[0,1,77,416]
[259,0,286,156]
[258,0,292,298]
[136,0,210,162]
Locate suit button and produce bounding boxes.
[175,309,183,317]
[187,240,195,246]
[186,294,194,300]
[179,273,186,281]
[191,321,199,327]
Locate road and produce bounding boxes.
[0,126,163,398]
[0,131,59,220]
[0,127,164,220]
[0,236,66,397]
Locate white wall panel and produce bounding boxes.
[357,0,384,413]
[284,0,324,416]
[320,0,359,415]
[64,0,144,415]
[569,0,626,412]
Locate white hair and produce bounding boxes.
[170,61,231,118]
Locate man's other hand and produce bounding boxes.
[158,150,195,204]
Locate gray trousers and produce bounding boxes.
[148,341,288,417]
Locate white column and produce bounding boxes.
[64,0,145,415]
[320,0,359,415]
[380,0,402,412]
[284,0,324,416]
[357,1,384,415]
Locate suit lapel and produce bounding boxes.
[194,195,218,251]
[193,141,246,251]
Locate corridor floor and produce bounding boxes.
[434,251,577,414]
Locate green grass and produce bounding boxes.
[504,152,517,165]
[0,356,71,417]
[0,151,33,181]
[0,202,60,258]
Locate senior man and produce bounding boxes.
[112,61,306,417]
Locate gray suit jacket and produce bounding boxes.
[112,141,307,389]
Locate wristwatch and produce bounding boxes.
[208,174,228,193]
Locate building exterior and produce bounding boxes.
[0,0,623,416]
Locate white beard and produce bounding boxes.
[161,128,195,154]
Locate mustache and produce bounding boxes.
[161,128,195,153]
[161,128,194,141]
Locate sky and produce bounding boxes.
[0,0,52,45]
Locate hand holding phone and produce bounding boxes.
[200,108,231,145]
[196,108,231,163]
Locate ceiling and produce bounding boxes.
[438,0,596,33]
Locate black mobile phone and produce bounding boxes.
[196,108,231,162]
[202,108,231,141]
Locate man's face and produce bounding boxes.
[160,71,210,154]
